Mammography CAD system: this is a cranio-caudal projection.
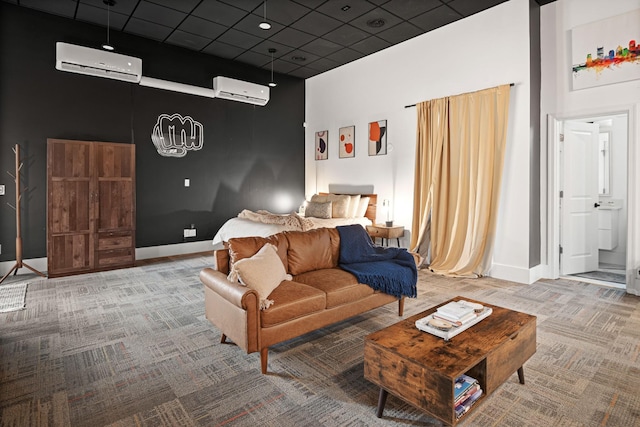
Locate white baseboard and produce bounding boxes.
[488,262,544,285]
[0,240,214,278]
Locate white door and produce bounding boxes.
[561,121,600,275]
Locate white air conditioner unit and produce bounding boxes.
[56,42,142,83]
[213,76,269,106]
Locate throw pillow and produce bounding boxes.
[227,243,292,310]
[310,194,328,203]
[356,196,370,218]
[305,201,332,218]
[347,194,361,218]
[326,194,351,218]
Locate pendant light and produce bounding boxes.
[102,0,116,51]
[268,48,277,87]
[259,1,271,30]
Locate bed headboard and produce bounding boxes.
[319,192,377,223]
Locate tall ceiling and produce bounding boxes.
[3,0,556,79]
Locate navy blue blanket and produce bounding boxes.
[337,224,417,298]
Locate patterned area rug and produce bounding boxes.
[1,254,639,426]
[0,282,27,312]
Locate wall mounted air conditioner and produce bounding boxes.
[213,76,269,106]
[55,42,142,83]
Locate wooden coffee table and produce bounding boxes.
[364,297,536,425]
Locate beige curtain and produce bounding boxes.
[410,85,510,277]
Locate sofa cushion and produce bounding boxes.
[228,234,289,272]
[284,228,340,275]
[293,268,375,308]
[260,280,326,327]
[227,243,292,310]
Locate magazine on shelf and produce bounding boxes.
[455,388,483,419]
[454,374,478,403]
[415,306,493,340]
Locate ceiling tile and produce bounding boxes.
[201,40,245,59]
[290,11,342,37]
[178,15,227,40]
[305,57,340,73]
[124,17,173,41]
[165,29,212,51]
[288,66,320,79]
[268,27,316,49]
[20,0,76,18]
[191,1,247,26]
[410,5,462,32]
[218,0,263,13]
[216,28,262,49]
[270,58,300,74]
[146,0,200,13]
[315,0,376,23]
[323,24,370,47]
[76,3,128,31]
[133,1,187,28]
[234,50,271,68]
[298,37,342,57]
[252,0,310,26]
[349,8,403,35]
[447,0,509,16]
[380,0,443,20]
[291,0,325,8]
[280,49,320,66]
[376,21,423,44]
[79,0,139,15]
[326,48,365,65]
[250,40,295,59]
[350,36,391,55]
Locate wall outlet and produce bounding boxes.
[183,228,196,238]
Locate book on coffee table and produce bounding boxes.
[415,306,493,340]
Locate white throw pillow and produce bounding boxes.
[347,194,361,217]
[227,243,292,310]
[356,196,370,218]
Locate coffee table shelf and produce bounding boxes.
[364,297,536,425]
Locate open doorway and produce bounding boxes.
[556,112,628,289]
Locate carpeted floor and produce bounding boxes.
[1,253,639,426]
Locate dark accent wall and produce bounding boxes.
[529,0,541,267]
[0,3,305,261]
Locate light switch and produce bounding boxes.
[184,179,190,187]
[0,185,4,195]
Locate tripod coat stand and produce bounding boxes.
[0,144,47,284]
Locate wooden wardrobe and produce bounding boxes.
[47,139,136,277]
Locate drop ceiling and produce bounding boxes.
[4,0,556,79]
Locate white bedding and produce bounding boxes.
[212,215,373,249]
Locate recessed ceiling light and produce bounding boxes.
[291,55,306,62]
[341,5,351,11]
[366,18,386,28]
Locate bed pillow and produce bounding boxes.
[356,196,370,218]
[310,194,328,203]
[305,201,332,218]
[227,243,292,310]
[347,194,361,218]
[326,194,351,218]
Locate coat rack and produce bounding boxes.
[0,144,46,284]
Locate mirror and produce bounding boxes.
[598,130,611,196]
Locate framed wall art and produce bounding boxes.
[571,9,640,90]
[368,120,387,156]
[315,130,328,160]
[339,125,355,158]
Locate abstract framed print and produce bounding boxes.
[339,125,355,158]
[368,120,387,156]
[315,130,328,160]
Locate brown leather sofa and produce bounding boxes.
[199,227,407,374]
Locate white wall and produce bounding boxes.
[540,0,640,295]
[306,0,534,283]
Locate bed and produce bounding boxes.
[211,193,378,249]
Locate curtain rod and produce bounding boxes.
[404,83,515,108]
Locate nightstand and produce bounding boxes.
[366,224,404,247]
